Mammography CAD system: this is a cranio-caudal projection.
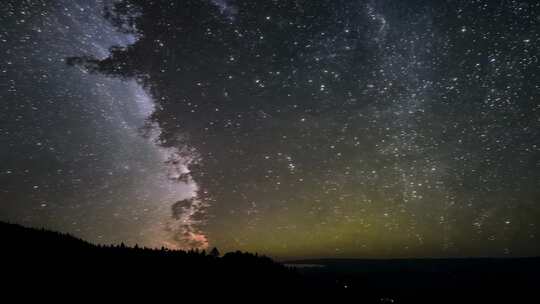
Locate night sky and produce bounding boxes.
[1,0,539,259]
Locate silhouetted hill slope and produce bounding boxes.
[2,221,539,302]
[1,222,303,295]
[1,221,96,251]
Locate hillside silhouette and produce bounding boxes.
[2,222,305,295]
[2,221,539,302]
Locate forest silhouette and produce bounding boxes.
[2,221,538,302]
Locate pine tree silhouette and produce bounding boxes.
[210,247,220,258]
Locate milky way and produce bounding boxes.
[1,0,539,259]
[1,0,203,249]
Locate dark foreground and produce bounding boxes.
[2,222,538,302]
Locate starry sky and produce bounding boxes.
[1,0,539,259]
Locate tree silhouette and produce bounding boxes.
[210,247,220,258]
[2,221,538,301]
